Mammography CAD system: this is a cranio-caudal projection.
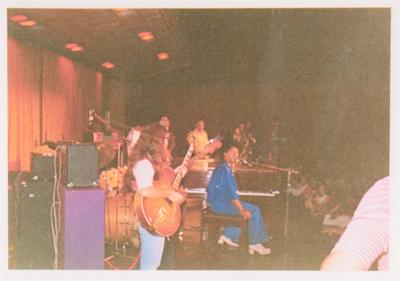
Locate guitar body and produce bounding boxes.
[133,190,183,237]
[133,144,194,237]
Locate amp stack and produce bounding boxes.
[13,153,55,269]
[13,143,105,270]
[56,143,105,269]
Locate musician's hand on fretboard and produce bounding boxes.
[178,186,188,198]
[180,165,188,178]
[167,190,185,203]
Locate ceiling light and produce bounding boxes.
[65,43,78,49]
[112,8,129,12]
[10,15,28,22]
[157,52,169,61]
[112,8,130,16]
[102,62,115,69]
[71,46,83,52]
[19,20,37,27]
[138,31,154,41]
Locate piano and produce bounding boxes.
[187,188,279,197]
[181,164,282,195]
[181,164,285,237]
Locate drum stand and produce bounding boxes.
[104,191,140,270]
[104,241,139,270]
[104,145,141,270]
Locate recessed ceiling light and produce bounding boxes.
[10,15,28,22]
[65,43,78,49]
[157,52,169,61]
[138,31,154,41]
[112,8,130,16]
[19,20,37,27]
[112,8,129,12]
[71,46,83,52]
[102,62,115,69]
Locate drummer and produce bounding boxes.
[159,115,176,154]
[127,125,144,157]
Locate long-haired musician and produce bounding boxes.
[128,123,184,270]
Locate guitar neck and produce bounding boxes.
[172,144,194,189]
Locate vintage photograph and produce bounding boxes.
[6,5,389,272]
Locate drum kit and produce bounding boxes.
[89,109,140,269]
[97,144,140,269]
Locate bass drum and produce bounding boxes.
[105,192,138,243]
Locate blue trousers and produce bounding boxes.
[210,201,269,245]
[138,224,165,270]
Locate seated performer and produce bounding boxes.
[206,140,271,255]
[128,123,185,270]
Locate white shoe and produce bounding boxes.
[248,244,271,255]
[217,235,239,247]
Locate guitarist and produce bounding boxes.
[128,123,185,270]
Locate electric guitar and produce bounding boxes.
[133,142,194,237]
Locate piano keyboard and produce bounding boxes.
[186,188,279,197]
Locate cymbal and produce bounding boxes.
[97,142,116,168]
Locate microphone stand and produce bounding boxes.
[282,170,293,266]
[252,162,298,266]
[238,158,252,167]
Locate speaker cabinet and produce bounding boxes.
[14,180,54,269]
[59,186,105,269]
[59,143,99,188]
[31,153,55,181]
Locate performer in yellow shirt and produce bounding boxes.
[187,120,209,158]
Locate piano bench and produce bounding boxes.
[200,207,249,267]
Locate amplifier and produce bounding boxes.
[59,143,99,188]
[14,180,54,269]
[31,153,55,181]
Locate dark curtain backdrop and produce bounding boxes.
[134,74,389,181]
[129,81,261,157]
[109,77,128,128]
[129,10,389,181]
[8,36,103,171]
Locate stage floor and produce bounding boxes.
[9,196,339,270]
